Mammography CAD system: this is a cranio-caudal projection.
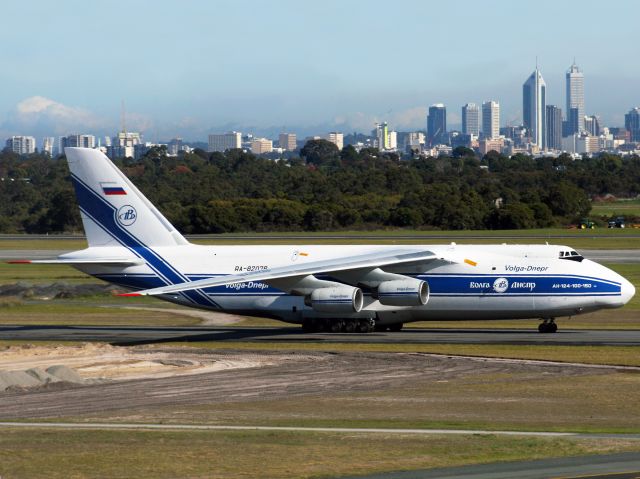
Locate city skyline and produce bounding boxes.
[1,0,639,140]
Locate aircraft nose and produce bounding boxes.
[621,277,636,305]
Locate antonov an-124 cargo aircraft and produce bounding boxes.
[13,148,635,334]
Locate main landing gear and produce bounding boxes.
[302,318,375,333]
[538,318,558,334]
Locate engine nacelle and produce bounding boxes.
[308,286,364,313]
[376,279,429,306]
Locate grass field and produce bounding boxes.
[2,227,640,249]
[591,199,640,218]
[1,428,637,479]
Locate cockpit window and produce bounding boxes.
[559,250,584,262]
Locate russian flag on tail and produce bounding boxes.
[100,182,126,195]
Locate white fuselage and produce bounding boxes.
[73,243,635,326]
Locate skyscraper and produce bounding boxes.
[625,107,640,142]
[481,101,500,139]
[584,115,601,137]
[523,68,546,148]
[566,61,585,134]
[462,103,479,136]
[427,104,447,145]
[546,105,563,151]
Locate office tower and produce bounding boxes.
[546,105,563,151]
[565,107,581,137]
[566,61,585,133]
[250,138,273,154]
[523,68,547,148]
[5,136,36,155]
[325,132,344,150]
[481,101,500,139]
[375,122,389,150]
[279,133,297,151]
[42,137,55,156]
[208,132,242,152]
[625,108,640,142]
[462,103,480,136]
[427,104,447,145]
[584,115,601,137]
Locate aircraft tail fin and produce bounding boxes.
[65,147,189,248]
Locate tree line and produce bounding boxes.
[1,141,639,234]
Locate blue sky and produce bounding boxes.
[1,0,638,140]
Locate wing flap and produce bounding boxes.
[126,249,444,296]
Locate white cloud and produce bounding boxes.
[2,96,106,137]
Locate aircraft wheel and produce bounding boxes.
[549,322,558,333]
[374,325,388,332]
[330,320,343,333]
[356,319,373,333]
[388,323,403,332]
[343,320,356,333]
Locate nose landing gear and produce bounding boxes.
[538,318,558,334]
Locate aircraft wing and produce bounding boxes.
[8,258,144,266]
[124,249,446,297]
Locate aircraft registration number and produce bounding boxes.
[234,265,268,272]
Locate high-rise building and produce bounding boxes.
[279,133,297,151]
[375,123,389,150]
[250,138,273,154]
[325,132,344,150]
[566,61,585,133]
[523,68,547,148]
[427,104,447,145]
[42,137,55,156]
[584,115,601,137]
[208,132,242,152]
[481,101,500,139]
[564,107,581,137]
[5,136,36,155]
[546,105,563,151]
[61,134,96,150]
[625,108,640,142]
[461,103,480,136]
[387,131,397,150]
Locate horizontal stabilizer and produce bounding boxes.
[123,249,447,297]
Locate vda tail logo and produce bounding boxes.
[117,205,137,226]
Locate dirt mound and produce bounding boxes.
[0,281,122,299]
[0,365,84,391]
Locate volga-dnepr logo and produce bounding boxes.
[493,277,509,293]
[117,205,137,226]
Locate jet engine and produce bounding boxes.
[376,279,429,306]
[308,286,364,313]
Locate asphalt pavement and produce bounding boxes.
[2,324,640,346]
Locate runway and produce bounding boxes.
[343,452,640,479]
[0,248,638,262]
[2,324,640,346]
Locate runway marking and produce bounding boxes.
[0,422,639,440]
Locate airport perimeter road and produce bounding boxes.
[341,452,640,479]
[2,325,640,346]
[0,248,637,262]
